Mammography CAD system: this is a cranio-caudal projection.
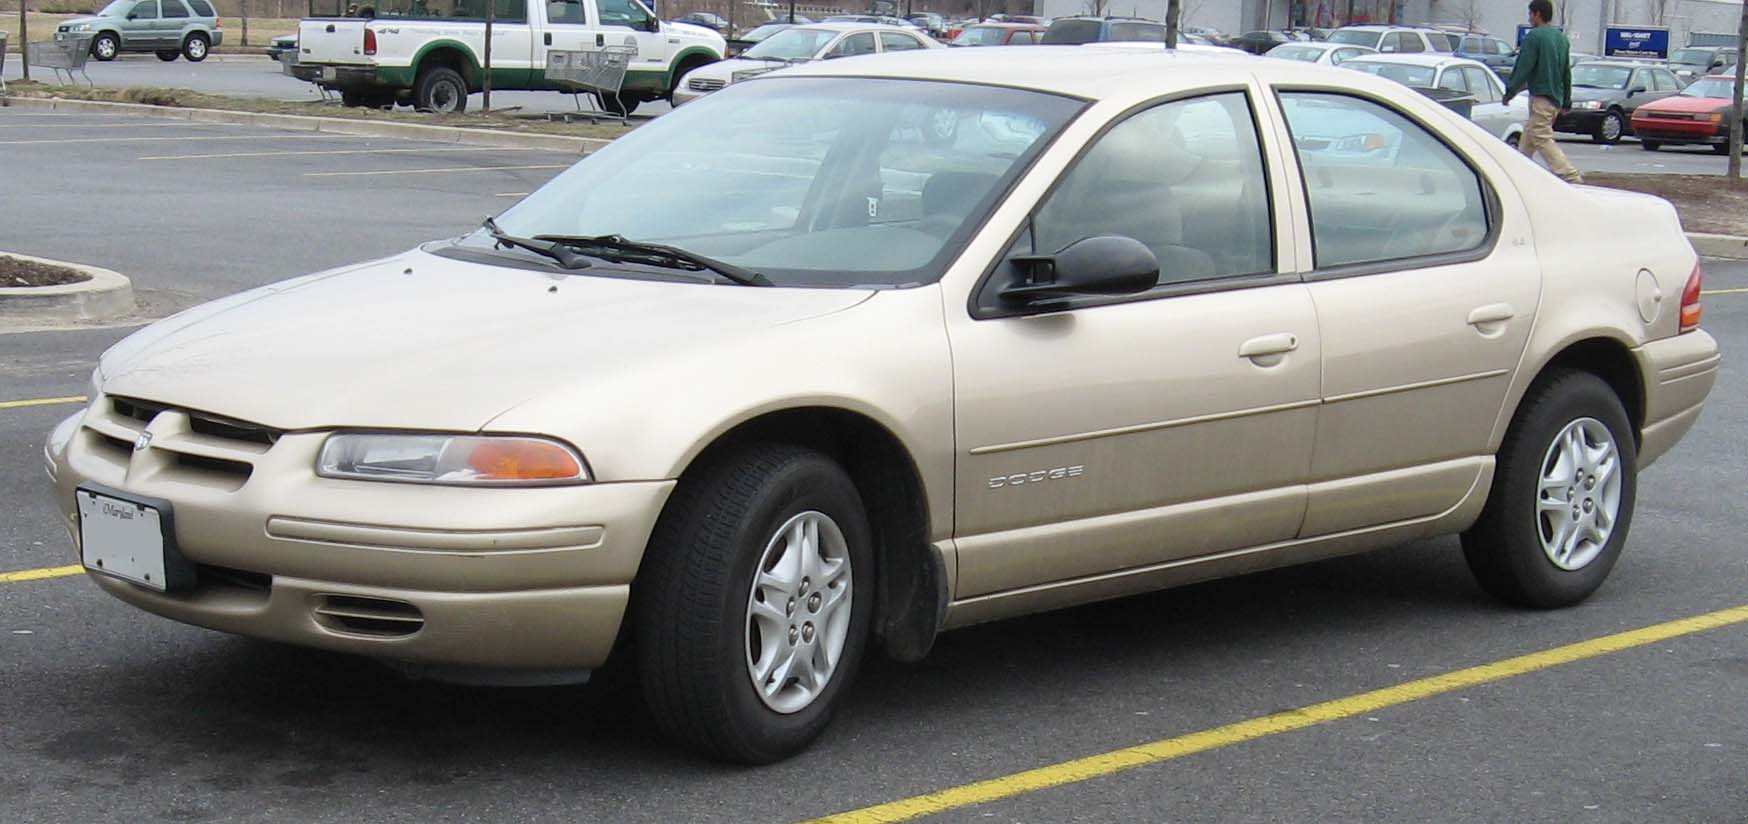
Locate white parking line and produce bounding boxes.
[302,165,571,177]
[139,147,556,160]
[0,122,225,129]
[0,135,365,145]
[495,192,531,197]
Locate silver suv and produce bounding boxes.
[1327,25,1456,54]
[56,0,223,63]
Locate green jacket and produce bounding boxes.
[1505,26,1573,109]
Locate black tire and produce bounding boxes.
[601,92,640,117]
[155,49,180,61]
[340,89,367,108]
[1641,140,1661,151]
[1461,369,1638,608]
[413,65,468,113]
[182,33,209,62]
[91,32,120,62]
[1713,142,1733,156]
[1506,132,1521,149]
[1592,110,1623,144]
[635,443,876,764]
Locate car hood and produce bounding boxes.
[97,248,872,432]
[1636,95,1730,114]
[1570,86,1627,104]
[664,20,727,46]
[685,56,801,82]
[56,15,108,28]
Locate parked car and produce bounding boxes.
[1229,29,1310,55]
[1666,46,1739,86]
[1556,60,1683,144]
[291,0,726,114]
[677,11,731,36]
[1631,75,1748,154]
[822,14,923,32]
[673,22,940,106]
[907,12,946,38]
[55,0,223,62]
[950,22,1047,46]
[1452,32,1516,75]
[1326,25,1455,53]
[1265,40,1374,65]
[265,33,296,62]
[46,47,1717,765]
[1342,53,1527,145]
[1042,16,1172,45]
[727,22,794,56]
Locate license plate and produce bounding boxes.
[321,66,337,81]
[76,486,190,592]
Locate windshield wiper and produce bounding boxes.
[533,234,772,286]
[483,217,591,270]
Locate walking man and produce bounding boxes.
[1504,0,1580,182]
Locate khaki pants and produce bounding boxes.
[1521,96,1583,183]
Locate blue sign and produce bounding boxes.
[1604,25,1669,59]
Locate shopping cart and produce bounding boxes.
[543,45,637,124]
[32,33,95,88]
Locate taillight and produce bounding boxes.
[364,28,377,56]
[1679,262,1702,334]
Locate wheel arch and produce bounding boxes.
[658,406,946,663]
[664,46,721,94]
[412,40,481,88]
[1508,336,1646,449]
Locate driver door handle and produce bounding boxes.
[1238,333,1299,360]
[1467,303,1515,326]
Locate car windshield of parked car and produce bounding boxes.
[1267,44,1325,62]
[741,23,789,41]
[742,27,837,60]
[1669,49,1714,65]
[1041,19,1102,44]
[952,25,1007,45]
[1345,60,1435,87]
[1680,78,1733,98]
[1572,64,1631,89]
[472,78,1082,288]
[1327,29,1378,46]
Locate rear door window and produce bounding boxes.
[162,0,189,17]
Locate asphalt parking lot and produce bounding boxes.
[4,109,1748,823]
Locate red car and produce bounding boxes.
[948,22,1048,46]
[1630,75,1748,154]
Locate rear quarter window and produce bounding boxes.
[187,0,214,14]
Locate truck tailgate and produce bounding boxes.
[297,18,372,65]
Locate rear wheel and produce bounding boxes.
[1713,141,1734,155]
[1640,140,1662,151]
[155,49,179,61]
[182,33,209,62]
[635,443,874,764]
[1461,370,1637,608]
[91,32,120,61]
[1505,132,1521,149]
[601,92,640,117]
[413,66,468,113]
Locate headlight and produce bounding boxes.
[1706,113,1725,123]
[316,433,590,486]
[1574,100,1602,110]
[74,22,91,31]
[87,367,102,409]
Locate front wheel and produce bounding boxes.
[182,33,209,62]
[1461,369,1637,608]
[1593,110,1623,144]
[1641,140,1662,151]
[91,33,119,61]
[413,66,468,113]
[155,49,179,61]
[635,443,875,764]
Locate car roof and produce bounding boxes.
[1347,53,1470,68]
[1338,25,1440,33]
[1578,59,1662,68]
[802,21,915,33]
[1273,41,1355,50]
[967,21,1047,29]
[776,46,1407,100]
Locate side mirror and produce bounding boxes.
[1629,86,1646,96]
[126,12,137,19]
[999,235,1158,304]
[646,16,661,33]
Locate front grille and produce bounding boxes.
[188,412,279,446]
[83,397,280,490]
[195,563,272,592]
[688,77,725,92]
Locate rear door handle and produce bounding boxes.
[544,32,552,46]
[1467,303,1515,326]
[1238,333,1299,361]
[596,33,605,47]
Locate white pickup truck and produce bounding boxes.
[292,0,726,114]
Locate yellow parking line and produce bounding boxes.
[1700,288,1748,295]
[139,147,554,160]
[800,604,1748,824]
[0,395,86,410]
[0,135,358,145]
[0,565,83,584]
[303,164,571,178]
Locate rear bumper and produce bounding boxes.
[1634,330,1720,469]
[292,63,386,90]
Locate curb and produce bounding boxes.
[1689,233,1748,261]
[0,95,612,152]
[0,252,134,324]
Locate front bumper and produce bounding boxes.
[45,395,675,672]
[1554,108,1609,134]
[1634,330,1720,469]
[1630,118,1728,145]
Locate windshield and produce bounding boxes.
[1042,19,1102,44]
[97,0,132,15]
[474,78,1082,288]
[1681,78,1733,98]
[1267,45,1324,62]
[1571,64,1631,89]
[1345,60,1435,87]
[1327,29,1378,46]
[1669,49,1714,65]
[743,28,836,60]
[952,26,1008,45]
[742,24,789,41]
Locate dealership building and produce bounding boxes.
[1030,1,1745,53]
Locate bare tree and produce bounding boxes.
[1644,0,1672,26]
[1730,0,1746,179]
[1083,0,1109,16]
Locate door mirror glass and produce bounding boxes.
[1000,236,1159,304]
